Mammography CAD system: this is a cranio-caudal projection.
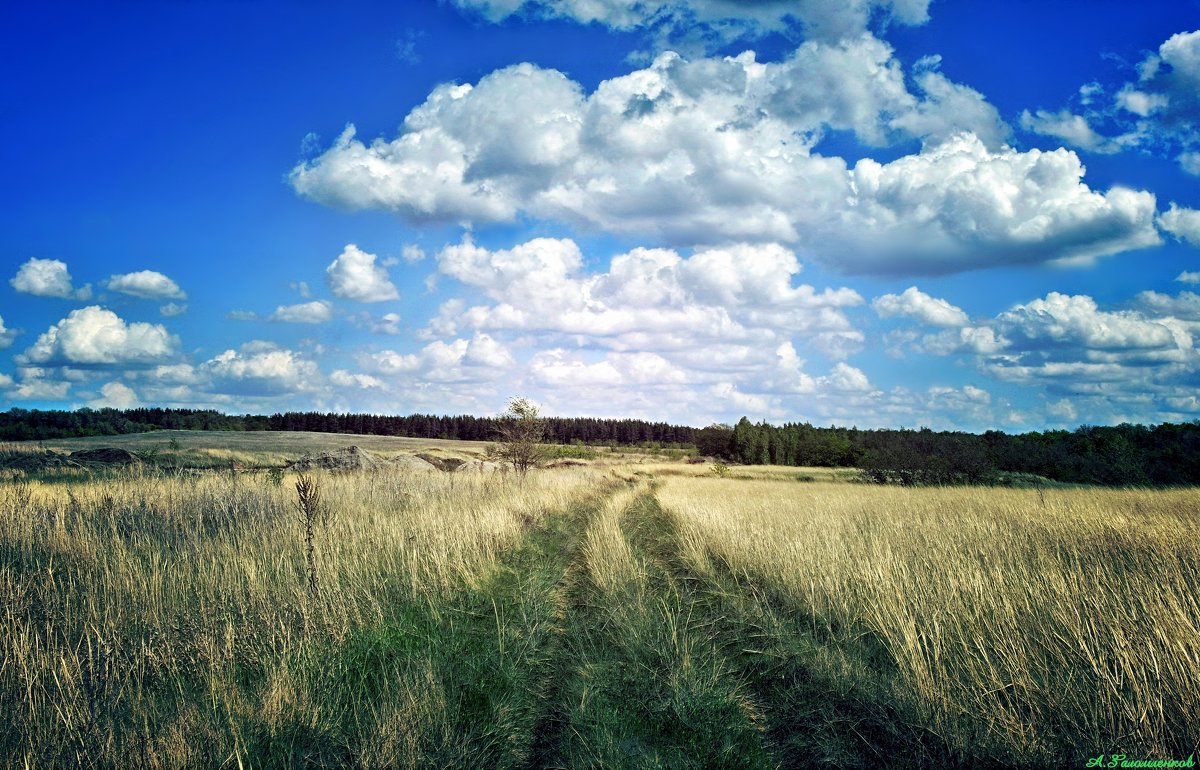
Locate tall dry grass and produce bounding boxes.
[658,478,1200,764]
[0,465,598,768]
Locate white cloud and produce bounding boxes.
[10,258,91,299]
[159,302,188,317]
[146,363,201,385]
[228,310,259,321]
[820,361,873,392]
[837,135,1159,273]
[450,0,931,46]
[292,49,1160,275]
[1046,398,1078,422]
[268,300,334,324]
[364,311,403,335]
[19,306,178,366]
[893,57,1009,149]
[1177,271,1200,284]
[367,333,516,384]
[1019,109,1119,154]
[1133,290,1200,321]
[6,376,70,401]
[201,345,322,397]
[433,236,861,354]
[330,370,385,389]
[1040,29,1200,174]
[0,315,16,349]
[326,244,400,302]
[1158,203,1200,246]
[996,292,1181,351]
[1179,151,1200,176]
[105,270,186,300]
[918,326,1007,356]
[88,381,140,409]
[872,286,969,327]
[979,292,1199,406]
[402,245,426,263]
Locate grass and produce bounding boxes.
[16,429,696,471]
[657,477,1200,766]
[2,432,1198,768]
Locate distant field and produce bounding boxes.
[10,429,693,470]
[1,431,1197,768]
[14,429,496,468]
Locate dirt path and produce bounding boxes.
[525,484,776,769]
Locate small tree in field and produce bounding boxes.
[492,397,547,479]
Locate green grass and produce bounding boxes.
[1,432,1198,768]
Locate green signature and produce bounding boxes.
[1086,755,1195,769]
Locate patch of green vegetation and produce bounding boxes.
[630,496,973,769]
[529,491,776,769]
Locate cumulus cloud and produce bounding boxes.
[325,244,400,302]
[159,302,188,317]
[1132,290,1200,322]
[1122,30,1200,129]
[367,333,517,383]
[6,376,71,401]
[10,258,91,299]
[268,300,334,324]
[105,270,186,300]
[871,286,1199,420]
[872,286,968,327]
[432,236,862,353]
[88,381,140,409]
[363,311,403,335]
[450,0,931,46]
[1158,203,1200,246]
[19,306,178,366]
[200,344,322,397]
[0,315,16,349]
[1019,109,1120,154]
[976,292,1199,411]
[529,349,686,389]
[836,135,1159,273]
[330,370,385,389]
[402,235,888,423]
[291,47,1162,275]
[1026,29,1200,174]
[1177,271,1200,284]
[995,292,1182,352]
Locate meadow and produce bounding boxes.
[1,433,1197,768]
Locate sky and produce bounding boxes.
[2,0,1200,431]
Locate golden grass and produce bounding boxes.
[657,477,1200,763]
[6,452,1198,766]
[0,465,600,767]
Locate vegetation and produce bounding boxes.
[1,436,1197,768]
[0,407,695,446]
[703,418,1200,486]
[6,407,1200,486]
[490,397,547,478]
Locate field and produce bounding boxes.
[1,432,1198,768]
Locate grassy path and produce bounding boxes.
[642,486,979,769]
[225,481,623,769]
[527,485,775,769]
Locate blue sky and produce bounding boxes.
[3,0,1199,431]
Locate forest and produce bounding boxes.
[3,407,1199,486]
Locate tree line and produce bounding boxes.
[0,407,694,447]
[4,407,1198,486]
[699,418,1200,486]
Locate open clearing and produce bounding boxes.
[1,432,1197,768]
